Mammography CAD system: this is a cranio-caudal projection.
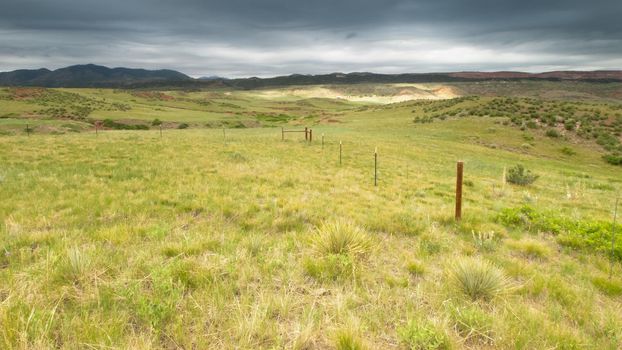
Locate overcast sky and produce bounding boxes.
[1,0,621,77]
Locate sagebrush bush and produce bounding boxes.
[450,258,511,301]
[603,153,622,166]
[312,221,373,258]
[506,164,539,185]
[545,129,560,138]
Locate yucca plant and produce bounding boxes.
[65,246,90,282]
[312,220,373,258]
[450,258,511,301]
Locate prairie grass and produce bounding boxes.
[0,87,621,348]
[507,238,552,259]
[398,318,452,350]
[447,303,494,345]
[592,276,622,296]
[406,260,426,276]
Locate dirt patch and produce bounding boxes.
[253,84,460,104]
[321,118,342,124]
[10,88,47,100]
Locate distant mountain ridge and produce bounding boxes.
[1,64,621,88]
[0,64,191,87]
[447,71,622,80]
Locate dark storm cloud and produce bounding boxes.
[1,0,621,77]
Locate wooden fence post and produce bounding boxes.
[339,141,342,166]
[305,127,308,141]
[455,161,464,221]
[309,129,312,142]
[322,133,325,149]
[26,124,30,136]
[374,147,378,186]
[281,127,284,141]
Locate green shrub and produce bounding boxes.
[560,147,576,156]
[506,164,539,186]
[545,129,560,138]
[603,153,622,166]
[596,133,620,151]
[398,319,451,350]
[151,118,162,126]
[102,119,149,130]
[450,258,511,301]
[497,206,622,260]
[177,123,189,129]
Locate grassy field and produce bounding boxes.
[1,83,622,349]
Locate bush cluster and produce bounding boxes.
[506,164,539,185]
[102,119,149,130]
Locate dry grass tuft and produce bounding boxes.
[311,220,373,258]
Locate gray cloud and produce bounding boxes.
[1,0,621,77]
